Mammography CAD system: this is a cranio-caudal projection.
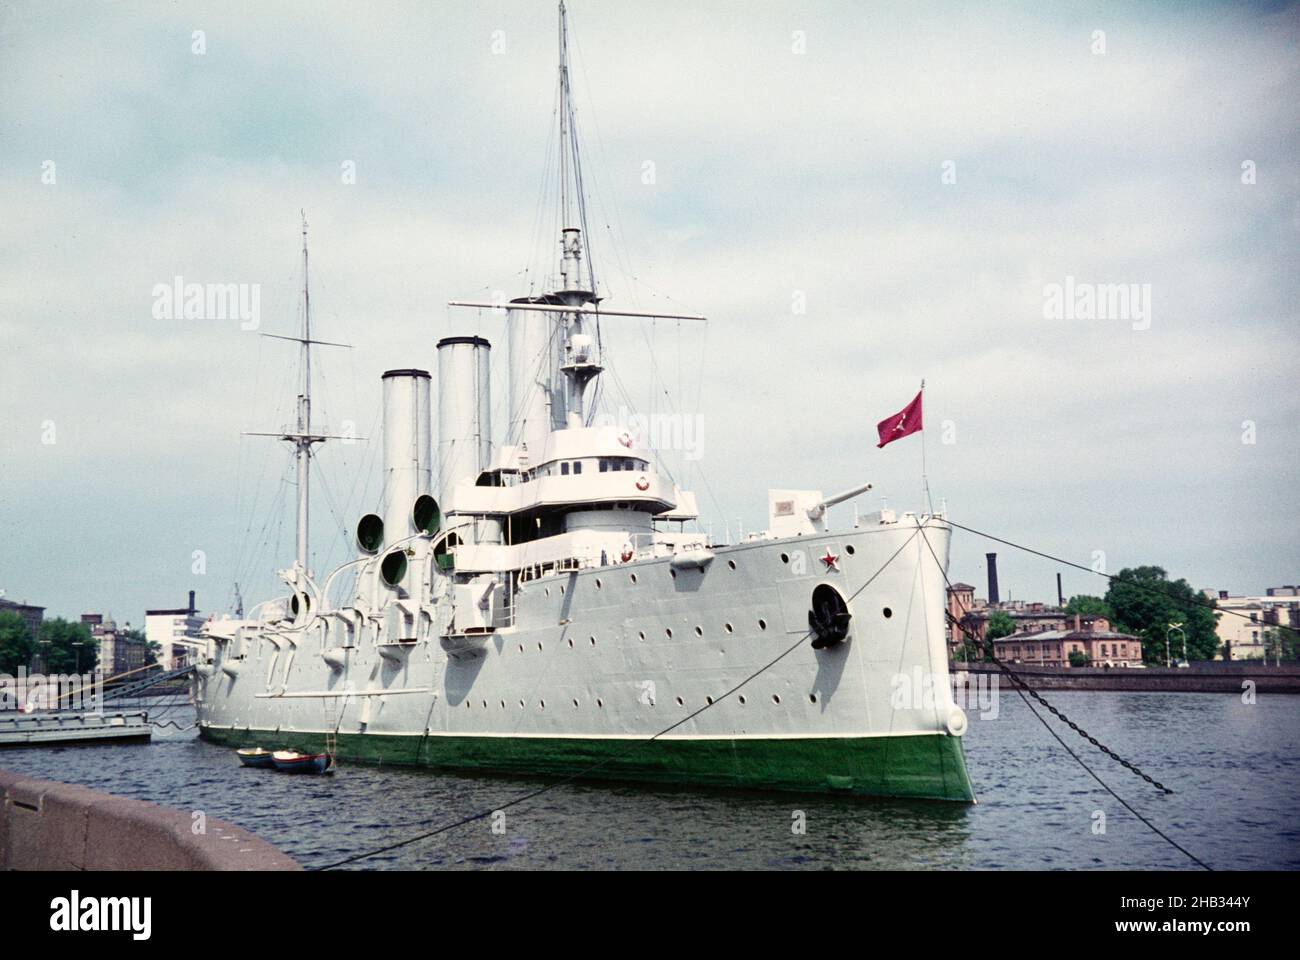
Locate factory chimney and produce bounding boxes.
[1056,572,1064,608]
[986,553,1000,605]
[188,590,195,616]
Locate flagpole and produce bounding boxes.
[920,378,935,515]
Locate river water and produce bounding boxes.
[3,690,1296,870]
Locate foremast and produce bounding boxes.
[243,212,350,590]
[292,212,318,572]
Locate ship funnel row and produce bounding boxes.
[351,349,493,588]
[436,336,492,500]
[382,369,433,544]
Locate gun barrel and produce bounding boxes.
[808,481,874,519]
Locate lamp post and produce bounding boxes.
[73,639,85,674]
[1167,623,1187,668]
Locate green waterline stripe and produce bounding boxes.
[204,725,975,802]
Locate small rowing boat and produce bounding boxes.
[271,750,334,774]
[236,747,276,768]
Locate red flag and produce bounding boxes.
[876,390,923,448]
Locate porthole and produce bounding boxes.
[845,544,856,556]
[500,700,506,709]
[724,623,734,634]
[738,695,747,705]
[630,573,638,584]
[597,698,604,708]
[638,630,646,641]
[518,644,524,653]
[560,584,566,595]
[676,696,684,706]
[589,636,596,646]
[465,700,471,709]
[728,559,737,570]
[544,587,550,597]
[809,693,817,704]
[670,569,678,580]
[772,694,781,704]
[538,642,544,651]
[758,618,768,631]
[539,700,546,709]
[883,607,893,619]
[780,553,789,564]
[519,699,525,708]
[596,578,603,589]
[694,626,703,637]
[568,638,574,648]
[572,699,579,708]
[482,699,487,709]
[706,696,714,705]
[666,628,674,638]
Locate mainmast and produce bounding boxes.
[556,0,592,300]
[450,3,707,463]
[554,1,601,428]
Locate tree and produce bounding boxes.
[1262,627,1298,664]
[1065,595,1111,619]
[953,636,982,663]
[37,618,98,675]
[1068,649,1091,667]
[0,611,37,674]
[987,608,1019,655]
[985,611,1016,642]
[139,630,162,667]
[1104,566,1220,662]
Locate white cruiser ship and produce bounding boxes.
[194,3,973,802]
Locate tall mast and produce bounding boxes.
[241,213,354,587]
[552,2,602,429]
[555,0,594,302]
[295,211,313,570]
[558,1,571,240]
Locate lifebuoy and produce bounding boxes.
[618,431,633,448]
[621,544,634,563]
[635,475,650,491]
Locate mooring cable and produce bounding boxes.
[945,518,1297,637]
[314,529,924,870]
[916,526,1213,871]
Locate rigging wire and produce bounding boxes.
[915,526,1213,871]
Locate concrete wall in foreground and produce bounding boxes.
[0,768,300,871]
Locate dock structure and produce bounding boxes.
[0,768,301,870]
[0,710,151,748]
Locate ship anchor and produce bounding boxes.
[809,585,852,649]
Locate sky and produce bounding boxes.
[1,0,1297,624]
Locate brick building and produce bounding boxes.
[0,596,45,642]
[993,615,1144,667]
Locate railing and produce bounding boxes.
[517,556,588,583]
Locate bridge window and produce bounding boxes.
[599,459,608,472]
[573,461,582,474]
[561,462,570,475]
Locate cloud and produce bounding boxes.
[1,0,1297,620]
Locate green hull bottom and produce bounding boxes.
[200,726,976,802]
